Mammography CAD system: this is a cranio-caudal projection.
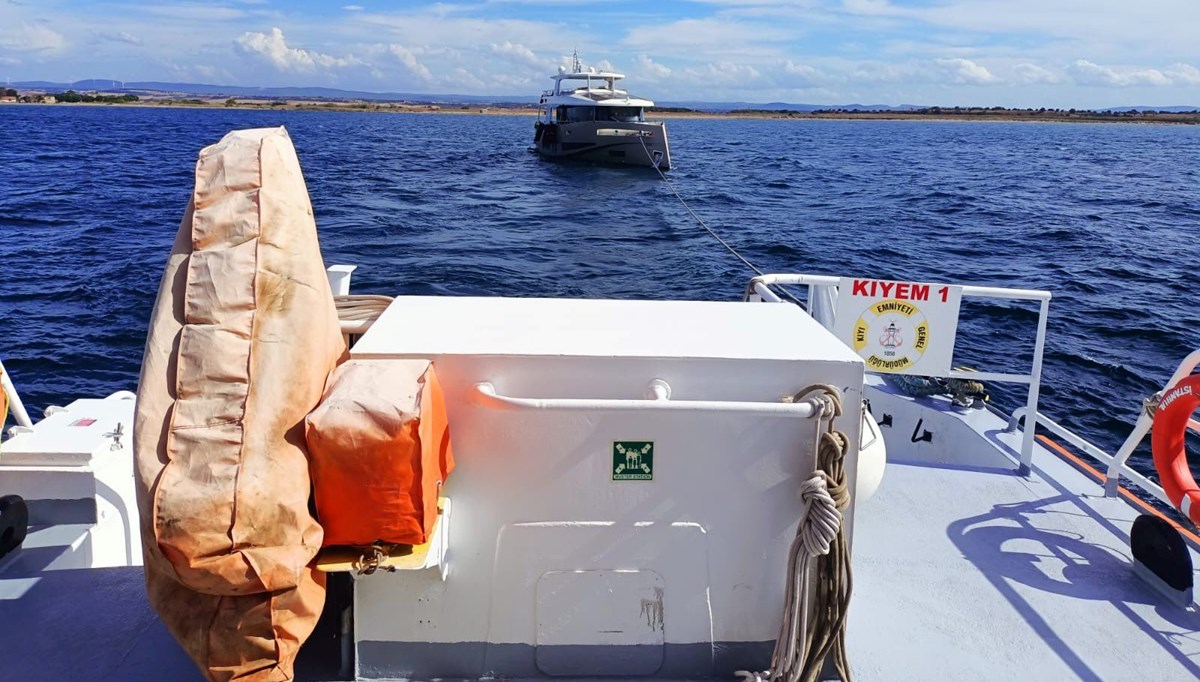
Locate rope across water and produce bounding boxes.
[635,135,809,308]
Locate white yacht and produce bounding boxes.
[534,54,671,169]
[2,127,1199,682]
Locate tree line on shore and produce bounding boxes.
[4,88,139,103]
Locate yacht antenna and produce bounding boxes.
[572,49,581,74]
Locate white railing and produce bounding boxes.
[471,379,824,419]
[1,358,34,431]
[745,273,1051,472]
[1008,349,1200,507]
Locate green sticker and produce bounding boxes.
[612,441,654,481]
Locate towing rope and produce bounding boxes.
[737,384,853,682]
[636,136,807,308]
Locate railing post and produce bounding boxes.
[1105,413,1152,496]
[810,284,838,331]
[1018,297,1051,475]
[326,264,357,297]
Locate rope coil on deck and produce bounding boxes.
[335,294,394,322]
[738,385,853,682]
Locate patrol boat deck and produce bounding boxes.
[852,378,1200,680]
[3,266,1199,682]
[0,123,1195,682]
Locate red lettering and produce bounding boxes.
[895,283,909,299]
[852,279,870,296]
[879,281,894,297]
[912,284,929,301]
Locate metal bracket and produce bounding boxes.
[910,418,933,443]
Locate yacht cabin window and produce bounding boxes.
[559,107,596,123]
[599,107,645,123]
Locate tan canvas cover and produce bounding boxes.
[134,127,345,681]
[305,359,454,547]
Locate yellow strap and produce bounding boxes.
[1,369,8,448]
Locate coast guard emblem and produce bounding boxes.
[852,299,930,372]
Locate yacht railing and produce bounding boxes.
[745,273,1051,472]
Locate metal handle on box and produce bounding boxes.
[470,380,819,418]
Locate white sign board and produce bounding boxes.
[833,277,963,376]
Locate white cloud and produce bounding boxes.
[781,60,825,87]
[144,5,247,21]
[1165,63,1200,85]
[635,54,672,80]
[1069,59,1169,87]
[848,61,916,83]
[679,61,763,87]
[97,31,143,46]
[388,44,433,81]
[489,41,541,68]
[235,27,359,72]
[1012,63,1060,84]
[451,66,486,90]
[356,13,585,55]
[842,0,898,15]
[934,57,996,85]
[0,23,66,52]
[623,18,794,57]
[343,5,364,10]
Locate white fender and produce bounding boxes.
[857,409,887,502]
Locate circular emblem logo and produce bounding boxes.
[852,299,930,372]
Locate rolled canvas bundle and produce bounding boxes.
[134,127,345,681]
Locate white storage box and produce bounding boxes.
[348,296,864,679]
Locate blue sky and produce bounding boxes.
[2,0,1199,107]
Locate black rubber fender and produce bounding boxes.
[1131,513,1193,593]
[0,494,29,560]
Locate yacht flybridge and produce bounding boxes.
[534,56,671,169]
[3,127,1200,682]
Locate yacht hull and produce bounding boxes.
[534,121,671,170]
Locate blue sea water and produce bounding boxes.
[0,105,1197,482]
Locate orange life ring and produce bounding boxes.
[1151,374,1200,525]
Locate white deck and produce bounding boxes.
[3,304,1198,680]
[849,385,1200,681]
[4,386,1197,681]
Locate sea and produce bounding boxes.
[1,105,1197,482]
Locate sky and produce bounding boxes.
[2,0,1199,108]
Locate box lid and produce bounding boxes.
[352,296,861,364]
[1,396,132,466]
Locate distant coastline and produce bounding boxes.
[4,95,1198,125]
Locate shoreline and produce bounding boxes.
[5,100,1197,125]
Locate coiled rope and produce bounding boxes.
[335,294,393,322]
[737,384,853,682]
